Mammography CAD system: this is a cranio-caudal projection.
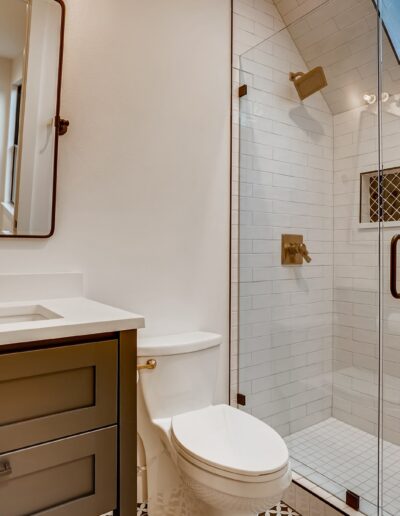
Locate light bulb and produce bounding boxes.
[363,93,377,105]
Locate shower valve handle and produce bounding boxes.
[282,235,312,265]
[286,242,312,263]
[298,243,312,263]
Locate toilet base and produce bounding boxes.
[180,462,284,516]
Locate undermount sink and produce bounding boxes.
[0,305,62,325]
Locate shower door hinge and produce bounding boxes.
[239,84,247,97]
[237,393,246,406]
[346,490,360,511]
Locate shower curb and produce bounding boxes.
[292,476,360,516]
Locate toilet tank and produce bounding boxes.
[138,332,221,420]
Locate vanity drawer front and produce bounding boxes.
[0,426,117,516]
[0,340,117,453]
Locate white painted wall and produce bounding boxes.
[0,57,11,180]
[0,0,27,60]
[11,54,23,85]
[0,0,231,401]
[0,57,11,231]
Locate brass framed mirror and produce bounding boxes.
[0,0,66,238]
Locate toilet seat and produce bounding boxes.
[171,404,289,482]
[173,438,290,484]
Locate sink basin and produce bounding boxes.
[0,305,62,325]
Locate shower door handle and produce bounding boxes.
[390,235,400,298]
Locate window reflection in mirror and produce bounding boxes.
[0,0,63,237]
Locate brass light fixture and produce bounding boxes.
[289,66,328,100]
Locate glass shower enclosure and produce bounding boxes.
[236,1,400,514]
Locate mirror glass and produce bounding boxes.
[0,0,63,237]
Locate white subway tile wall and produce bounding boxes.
[233,0,334,437]
[231,0,287,405]
[332,103,400,445]
[273,0,384,115]
[332,105,380,438]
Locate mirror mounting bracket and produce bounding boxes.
[56,116,70,136]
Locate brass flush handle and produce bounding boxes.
[137,359,157,371]
[55,116,70,136]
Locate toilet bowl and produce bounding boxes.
[137,332,291,516]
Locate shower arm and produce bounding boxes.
[289,72,305,82]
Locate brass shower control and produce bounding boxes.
[281,234,312,265]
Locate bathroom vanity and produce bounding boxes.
[0,297,144,516]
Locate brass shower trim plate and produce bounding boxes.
[282,234,304,265]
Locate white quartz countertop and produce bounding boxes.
[0,297,145,346]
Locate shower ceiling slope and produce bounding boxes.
[273,0,400,114]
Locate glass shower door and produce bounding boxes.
[236,1,383,514]
[379,1,400,513]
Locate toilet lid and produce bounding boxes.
[171,404,289,477]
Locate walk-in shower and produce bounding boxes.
[235,0,400,514]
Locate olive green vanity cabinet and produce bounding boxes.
[0,330,137,516]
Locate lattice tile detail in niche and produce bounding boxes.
[360,167,400,223]
[136,502,301,515]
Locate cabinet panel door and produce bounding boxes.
[0,340,117,453]
[0,426,117,516]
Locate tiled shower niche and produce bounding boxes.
[360,167,400,224]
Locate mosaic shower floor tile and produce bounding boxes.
[285,417,400,515]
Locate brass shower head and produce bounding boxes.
[289,66,327,100]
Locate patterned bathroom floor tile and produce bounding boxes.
[137,502,149,515]
[136,501,301,515]
[265,502,301,515]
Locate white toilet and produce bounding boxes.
[137,332,291,516]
